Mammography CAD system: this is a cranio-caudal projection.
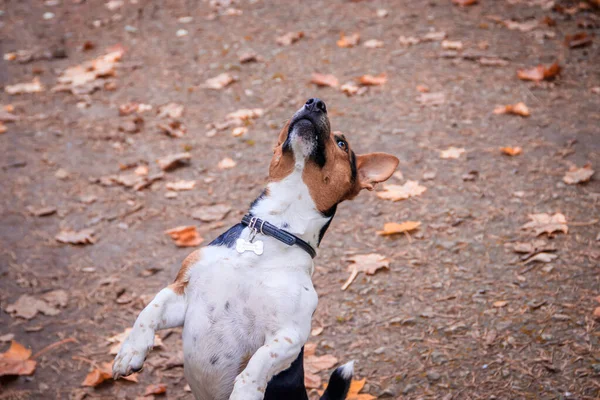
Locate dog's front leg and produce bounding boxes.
[230,329,304,400]
[112,286,185,378]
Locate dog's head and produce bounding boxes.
[269,98,399,214]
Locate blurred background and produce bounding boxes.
[0,0,599,399]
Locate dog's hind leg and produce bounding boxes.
[112,286,186,378]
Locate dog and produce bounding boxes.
[112,98,399,400]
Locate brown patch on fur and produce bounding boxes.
[268,121,296,182]
[238,352,252,375]
[169,249,202,295]
[284,337,293,344]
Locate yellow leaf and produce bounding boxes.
[377,221,421,236]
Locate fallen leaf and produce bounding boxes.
[158,120,187,138]
[342,254,390,290]
[27,205,57,217]
[398,36,420,46]
[239,50,259,63]
[165,226,204,247]
[56,229,95,245]
[107,328,163,356]
[0,341,36,377]
[305,354,338,375]
[311,326,324,336]
[156,152,191,171]
[441,40,463,50]
[417,92,445,106]
[416,84,429,93]
[218,157,237,169]
[440,147,466,159]
[226,108,264,122]
[82,362,137,387]
[232,126,248,137]
[565,32,593,48]
[563,164,594,184]
[363,39,384,48]
[376,9,388,17]
[524,252,558,264]
[504,19,539,32]
[376,181,427,201]
[5,291,67,320]
[305,371,322,389]
[5,78,45,95]
[422,31,447,41]
[358,73,387,86]
[478,57,509,67]
[512,240,556,256]
[0,334,15,343]
[494,102,530,117]
[517,62,561,82]
[276,31,304,46]
[522,213,568,236]
[452,0,478,5]
[203,73,237,90]
[337,32,360,48]
[157,103,184,119]
[192,204,232,222]
[377,221,421,236]
[594,307,600,320]
[166,180,196,191]
[310,73,339,88]
[54,45,125,94]
[347,378,376,400]
[144,383,167,396]
[500,146,523,156]
[493,300,508,308]
[341,82,362,96]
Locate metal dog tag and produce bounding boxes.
[236,238,264,255]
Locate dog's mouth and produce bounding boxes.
[284,99,330,162]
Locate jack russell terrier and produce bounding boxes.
[113,98,399,400]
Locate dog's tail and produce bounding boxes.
[319,360,354,400]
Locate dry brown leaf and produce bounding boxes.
[310,73,339,88]
[493,300,508,308]
[5,292,67,320]
[563,164,594,184]
[144,383,167,396]
[564,32,593,48]
[512,240,556,256]
[0,341,36,377]
[340,82,362,96]
[416,92,445,106]
[363,39,384,48]
[517,62,561,82]
[398,36,420,46]
[157,103,183,119]
[594,307,600,320]
[524,252,558,264]
[305,371,322,389]
[452,0,478,5]
[82,362,137,387]
[422,31,447,41]
[165,226,204,247]
[358,73,387,86]
[218,157,237,169]
[342,254,390,290]
[0,122,6,134]
[276,31,304,46]
[156,152,191,171]
[416,84,429,93]
[232,127,248,137]
[304,342,317,357]
[441,40,463,50]
[226,108,264,122]
[376,181,427,201]
[203,73,237,90]
[305,354,338,374]
[166,180,196,191]
[311,326,324,336]
[27,205,57,217]
[192,204,232,222]
[522,213,568,236]
[500,146,523,156]
[56,229,95,245]
[54,45,125,93]
[478,57,509,67]
[5,78,45,95]
[440,147,466,159]
[377,221,421,236]
[494,102,530,117]
[337,32,360,48]
[504,20,539,32]
[347,379,376,400]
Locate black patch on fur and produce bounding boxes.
[311,134,327,168]
[350,150,357,183]
[264,347,308,400]
[224,301,230,311]
[210,355,219,365]
[208,223,244,248]
[317,206,337,246]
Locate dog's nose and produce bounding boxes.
[304,98,327,114]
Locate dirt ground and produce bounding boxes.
[1,0,599,399]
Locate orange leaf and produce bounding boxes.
[517,62,560,82]
[493,102,530,117]
[164,226,204,247]
[305,354,338,374]
[358,73,387,86]
[347,379,376,400]
[452,0,478,5]
[0,341,37,377]
[304,342,317,357]
[376,181,427,201]
[500,146,523,156]
[144,383,167,395]
[377,221,421,236]
[82,368,112,387]
[594,307,600,320]
[337,32,360,48]
[304,371,322,389]
[310,73,339,88]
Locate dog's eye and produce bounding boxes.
[337,140,348,152]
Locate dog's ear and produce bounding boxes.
[356,153,399,191]
[275,120,291,147]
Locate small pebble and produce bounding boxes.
[176,29,188,37]
[427,371,441,381]
[178,16,193,23]
[43,12,55,19]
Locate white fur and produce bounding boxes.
[113,137,331,400]
[338,360,355,379]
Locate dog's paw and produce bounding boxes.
[112,332,154,379]
[229,374,265,400]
